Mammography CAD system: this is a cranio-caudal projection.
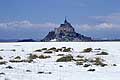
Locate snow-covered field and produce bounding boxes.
[0,42,120,80]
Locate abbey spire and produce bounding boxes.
[64,17,68,23]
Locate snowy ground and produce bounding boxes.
[0,42,120,80]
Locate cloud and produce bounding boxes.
[73,13,120,39]
[74,22,120,39]
[76,13,120,32]
[75,22,113,31]
[0,20,59,39]
[90,13,120,24]
[0,20,58,29]
[0,13,120,39]
[1,13,120,32]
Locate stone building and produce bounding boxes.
[55,18,75,34]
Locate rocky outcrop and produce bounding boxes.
[41,19,92,42]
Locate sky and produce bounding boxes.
[0,0,120,40]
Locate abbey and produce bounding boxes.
[55,18,75,34]
[41,18,92,42]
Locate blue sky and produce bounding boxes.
[0,0,120,40]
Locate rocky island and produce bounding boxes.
[41,18,92,42]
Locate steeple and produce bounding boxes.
[64,17,68,24]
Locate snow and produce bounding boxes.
[50,39,57,42]
[0,42,120,80]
